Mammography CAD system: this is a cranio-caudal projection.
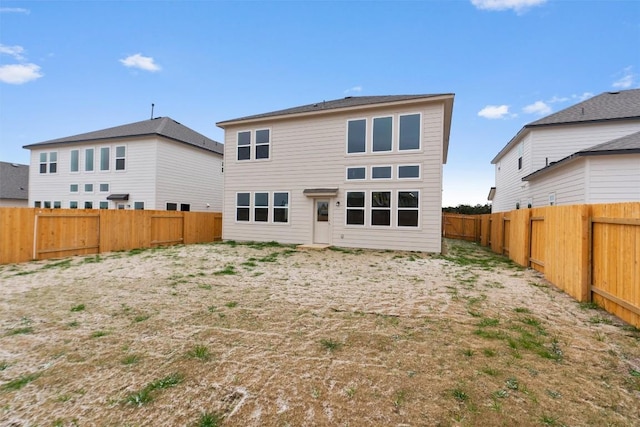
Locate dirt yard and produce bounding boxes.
[0,239,638,426]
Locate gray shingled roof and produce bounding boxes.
[217,94,454,125]
[0,161,29,200]
[23,117,223,155]
[522,130,640,181]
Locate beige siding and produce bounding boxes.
[587,155,640,203]
[223,102,447,252]
[528,159,586,207]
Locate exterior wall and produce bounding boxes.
[492,133,533,212]
[155,139,223,212]
[222,102,447,252]
[0,199,28,207]
[527,159,586,207]
[586,154,640,203]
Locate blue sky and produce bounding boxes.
[1,0,638,206]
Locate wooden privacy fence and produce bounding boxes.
[458,202,640,328]
[0,208,222,265]
[442,214,481,241]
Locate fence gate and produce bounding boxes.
[150,215,184,246]
[442,214,479,241]
[35,211,100,260]
[529,216,545,273]
[502,216,511,256]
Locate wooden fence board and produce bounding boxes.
[0,207,34,264]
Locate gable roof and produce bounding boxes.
[522,130,640,181]
[492,89,640,163]
[23,117,223,155]
[0,161,29,200]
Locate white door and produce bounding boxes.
[313,199,331,244]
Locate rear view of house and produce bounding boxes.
[23,117,223,212]
[217,94,454,253]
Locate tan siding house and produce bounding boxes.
[217,94,454,253]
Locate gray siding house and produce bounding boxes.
[217,94,454,253]
[0,161,29,207]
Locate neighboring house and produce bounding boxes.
[490,89,640,212]
[23,117,223,211]
[0,161,29,207]
[216,94,454,253]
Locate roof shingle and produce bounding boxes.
[0,161,29,200]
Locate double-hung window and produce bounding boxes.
[347,119,366,154]
[115,146,126,170]
[371,191,391,226]
[237,132,251,161]
[273,192,289,223]
[346,191,365,225]
[398,191,419,227]
[254,192,269,222]
[236,193,250,221]
[39,152,57,174]
[100,147,110,171]
[399,113,421,151]
[70,150,79,172]
[372,116,392,152]
[255,129,270,160]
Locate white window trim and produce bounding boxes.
[346,166,367,181]
[397,164,421,180]
[84,183,94,194]
[85,147,95,173]
[346,118,368,155]
[99,183,109,193]
[70,183,79,194]
[254,191,270,222]
[254,128,271,162]
[371,115,393,154]
[370,190,392,227]
[397,190,420,228]
[69,201,78,209]
[371,165,393,180]
[99,146,110,172]
[236,130,252,162]
[70,149,80,173]
[115,145,127,172]
[398,112,422,152]
[235,192,251,222]
[272,191,290,224]
[345,190,366,227]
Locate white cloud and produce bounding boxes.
[478,105,511,119]
[574,92,594,101]
[344,85,362,94]
[0,7,30,14]
[523,100,552,115]
[470,0,547,13]
[547,95,569,104]
[612,66,635,89]
[119,53,161,72]
[0,44,26,60]
[0,63,43,84]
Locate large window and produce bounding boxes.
[371,166,392,179]
[398,191,419,227]
[100,147,110,171]
[255,129,270,160]
[237,131,251,161]
[85,148,94,172]
[346,192,365,225]
[398,165,420,179]
[346,167,366,180]
[70,150,79,172]
[236,193,250,221]
[115,146,126,170]
[347,119,366,154]
[273,192,289,223]
[39,152,57,174]
[399,113,421,151]
[372,116,392,152]
[371,191,391,226]
[254,193,269,222]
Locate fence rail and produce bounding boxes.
[0,208,222,265]
[444,203,640,328]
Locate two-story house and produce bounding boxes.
[23,117,224,211]
[216,94,454,253]
[0,161,29,207]
[490,89,640,212]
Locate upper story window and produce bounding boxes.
[255,129,270,160]
[346,167,366,180]
[371,166,392,179]
[85,148,94,172]
[399,113,421,151]
[70,150,79,172]
[100,147,110,171]
[398,165,420,179]
[372,116,392,152]
[237,131,251,161]
[115,146,126,170]
[347,119,366,154]
[39,152,57,174]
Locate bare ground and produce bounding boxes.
[0,239,638,427]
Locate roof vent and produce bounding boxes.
[344,96,353,99]
[608,91,620,95]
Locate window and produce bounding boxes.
[254,192,269,222]
[84,201,93,209]
[549,193,556,206]
[100,147,110,171]
[518,156,523,170]
[84,183,93,193]
[134,202,144,210]
[85,148,94,172]
[236,193,250,221]
[54,201,61,209]
[117,204,125,210]
[346,167,366,180]
[371,191,391,226]
[99,183,109,192]
[399,113,420,150]
[347,119,366,153]
[398,165,420,179]
[398,191,419,227]
[273,192,289,223]
[115,146,126,170]
[255,129,270,160]
[39,152,57,173]
[166,203,177,211]
[372,116,392,152]
[70,201,78,209]
[34,201,41,208]
[180,204,190,212]
[372,166,392,179]
[70,150,79,172]
[70,184,79,193]
[44,201,51,208]
[346,191,365,225]
[237,131,251,161]
[99,201,109,209]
